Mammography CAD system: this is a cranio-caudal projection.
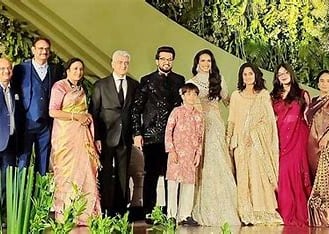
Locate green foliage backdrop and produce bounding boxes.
[0,9,63,65]
[147,0,329,88]
[0,8,95,90]
[0,12,34,64]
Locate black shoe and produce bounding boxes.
[178,216,200,226]
[145,218,154,225]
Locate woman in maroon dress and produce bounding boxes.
[271,63,311,226]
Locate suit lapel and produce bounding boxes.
[0,85,14,112]
[108,75,121,106]
[10,84,15,110]
[124,78,132,108]
[0,88,5,111]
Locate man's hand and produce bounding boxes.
[193,155,200,167]
[169,151,178,164]
[95,140,102,153]
[134,135,144,150]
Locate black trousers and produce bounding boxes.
[99,140,131,217]
[143,143,168,216]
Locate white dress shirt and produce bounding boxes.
[32,59,49,81]
[0,83,15,135]
[113,72,127,99]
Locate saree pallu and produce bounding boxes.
[274,99,311,227]
[229,90,282,225]
[307,96,329,185]
[50,81,101,225]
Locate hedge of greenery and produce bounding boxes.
[0,9,94,95]
[147,0,329,88]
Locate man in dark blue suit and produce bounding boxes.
[13,37,63,175]
[0,57,18,197]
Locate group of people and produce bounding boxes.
[163,51,329,228]
[0,36,329,228]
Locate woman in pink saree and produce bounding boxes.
[49,58,101,225]
[306,70,329,226]
[271,63,311,226]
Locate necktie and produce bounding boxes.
[118,79,124,106]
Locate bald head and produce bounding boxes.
[0,57,13,85]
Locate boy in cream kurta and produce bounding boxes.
[165,83,204,226]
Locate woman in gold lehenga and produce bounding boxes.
[226,62,282,225]
[49,58,101,225]
[306,70,329,227]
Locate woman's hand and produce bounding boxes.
[75,113,92,126]
[319,133,329,150]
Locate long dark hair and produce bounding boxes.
[237,62,266,92]
[271,63,305,107]
[192,49,222,100]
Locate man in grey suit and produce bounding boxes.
[90,50,139,216]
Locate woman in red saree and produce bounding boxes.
[49,58,101,225]
[306,70,329,226]
[271,63,311,226]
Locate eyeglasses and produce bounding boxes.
[35,47,50,52]
[277,71,289,77]
[0,67,12,72]
[159,57,173,63]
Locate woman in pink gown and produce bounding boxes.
[271,63,311,226]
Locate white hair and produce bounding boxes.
[111,50,130,62]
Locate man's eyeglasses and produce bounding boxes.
[159,57,173,63]
[35,47,50,52]
[0,67,12,72]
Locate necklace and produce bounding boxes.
[194,73,209,89]
[67,78,81,90]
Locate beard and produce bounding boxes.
[159,66,172,73]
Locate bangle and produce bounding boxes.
[71,112,74,121]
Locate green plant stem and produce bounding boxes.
[17,168,27,233]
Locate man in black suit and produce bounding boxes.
[90,50,139,216]
[132,46,185,219]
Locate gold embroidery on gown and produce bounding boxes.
[188,73,241,226]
